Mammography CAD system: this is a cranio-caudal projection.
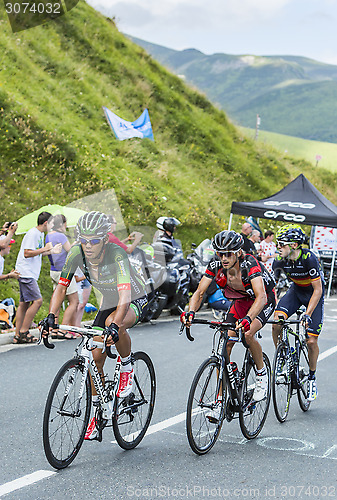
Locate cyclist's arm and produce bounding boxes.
[305,278,323,317]
[188,276,212,313]
[243,276,267,322]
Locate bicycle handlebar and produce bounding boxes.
[182,319,250,349]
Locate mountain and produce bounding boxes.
[1,1,337,316]
[128,36,337,143]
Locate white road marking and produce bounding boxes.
[318,345,337,362]
[0,470,56,497]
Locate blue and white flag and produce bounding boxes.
[103,107,154,141]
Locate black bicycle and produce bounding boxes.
[269,313,310,423]
[182,319,271,455]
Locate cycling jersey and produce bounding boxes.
[205,254,275,299]
[273,249,324,336]
[59,242,146,310]
[272,248,324,289]
[205,255,276,327]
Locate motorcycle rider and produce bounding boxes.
[155,217,181,251]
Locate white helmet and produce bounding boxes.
[156,217,180,233]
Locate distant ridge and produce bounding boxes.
[128,36,337,143]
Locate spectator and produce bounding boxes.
[260,230,278,273]
[249,230,261,255]
[0,222,18,250]
[0,239,20,281]
[13,212,62,344]
[107,215,143,254]
[240,222,256,255]
[45,214,79,339]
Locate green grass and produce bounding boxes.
[1,1,337,320]
[240,127,337,173]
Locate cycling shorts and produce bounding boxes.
[93,295,149,329]
[226,290,276,328]
[275,283,324,336]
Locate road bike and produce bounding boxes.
[181,319,271,455]
[41,324,156,469]
[269,313,310,422]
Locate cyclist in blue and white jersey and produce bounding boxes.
[272,224,324,402]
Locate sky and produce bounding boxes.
[87,0,337,65]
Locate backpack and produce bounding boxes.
[0,298,16,330]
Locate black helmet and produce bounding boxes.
[76,211,111,239]
[156,217,180,234]
[212,230,244,252]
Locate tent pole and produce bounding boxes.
[327,250,335,299]
[228,213,233,230]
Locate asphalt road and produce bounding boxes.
[1,300,337,500]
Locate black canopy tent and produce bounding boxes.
[230,174,337,228]
[228,174,337,297]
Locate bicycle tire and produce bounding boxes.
[239,352,271,439]
[43,357,91,469]
[272,343,292,423]
[186,357,225,455]
[113,351,156,450]
[297,341,311,412]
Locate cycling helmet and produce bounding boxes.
[76,211,111,238]
[156,217,180,233]
[212,230,244,252]
[276,224,306,245]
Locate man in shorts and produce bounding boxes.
[14,212,62,344]
[40,211,149,440]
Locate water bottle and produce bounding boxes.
[290,347,297,365]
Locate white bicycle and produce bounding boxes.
[41,324,156,469]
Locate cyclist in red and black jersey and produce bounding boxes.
[181,230,276,406]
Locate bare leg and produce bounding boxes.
[15,301,29,335]
[306,335,319,371]
[21,298,42,332]
[244,319,264,370]
[62,292,79,326]
[75,286,91,326]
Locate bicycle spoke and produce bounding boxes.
[272,344,292,423]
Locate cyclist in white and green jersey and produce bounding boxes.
[40,211,149,440]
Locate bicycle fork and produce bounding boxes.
[59,360,89,418]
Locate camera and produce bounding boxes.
[5,222,13,229]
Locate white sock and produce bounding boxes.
[121,355,132,373]
[92,395,99,406]
[257,366,266,376]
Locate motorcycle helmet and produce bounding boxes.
[276,224,306,246]
[76,211,111,238]
[212,230,244,252]
[156,217,180,233]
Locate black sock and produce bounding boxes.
[309,370,316,380]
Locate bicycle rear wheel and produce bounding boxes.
[239,353,271,439]
[186,357,225,455]
[272,343,292,422]
[43,358,91,469]
[297,341,311,412]
[113,352,156,450]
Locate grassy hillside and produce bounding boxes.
[240,128,337,173]
[1,1,337,319]
[129,36,337,142]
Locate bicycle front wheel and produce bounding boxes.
[186,357,225,455]
[113,351,156,450]
[272,343,292,422]
[239,352,271,439]
[43,358,91,469]
[297,341,311,412]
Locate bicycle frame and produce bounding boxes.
[58,324,121,420]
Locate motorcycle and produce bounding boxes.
[130,240,192,321]
[186,239,215,293]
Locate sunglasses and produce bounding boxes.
[277,241,289,248]
[80,237,104,246]
[217,250,239,258]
